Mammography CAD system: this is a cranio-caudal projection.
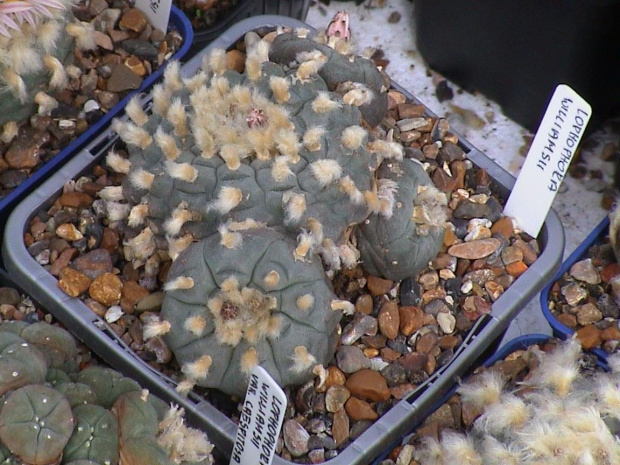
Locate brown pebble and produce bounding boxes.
[416,332,438,354]
[576,324,602,349]
[601,263,620,283]
[601,326,620,341]
[120,280,150,314]
[89,272,122,306]
[490,216,514,238]
[325,385,351,413]
[448,238,501,260]
[58,192,93,209]
[399,306,424,336]
[438,335,460,349]
[380,347,401,362]
[367,276,393,296]
[399,352,428,373]
[316,366,346,393]
[50,248,77,276]
[557,313,577,329]
[226,49,245,73]
[378,301,400,339]
[119,8,148,32]
[332,408,350,446]
[512,239,538,266]
[575,302,603,326]
[344,397,378,421]
[84,298,107,318]
[355,294,374,315]
[484,281,504,301]
[107,64,143,93]
[390,383,417,400]
[100,228,120,253]
[506,260,528,278]
[72,249,113,280]
[397,103,425,119]
[345,369,390,402]
[58,267,91,297]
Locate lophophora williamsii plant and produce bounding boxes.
[0,319,214,464]
[0,0,95,141]
[415,337,620,464]
[103,23,448,397]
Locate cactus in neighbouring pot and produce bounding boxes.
[356,158,448,281]
[0,0,96,136]
[0,384,74,465]
[0,318,215,464]
[149,226,345,397]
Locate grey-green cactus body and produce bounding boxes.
[356,159,447,282]
[64,404,119,465]
[161,227,341,397]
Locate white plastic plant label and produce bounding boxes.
[134,0,172,34]
[504,84,591,237]
[230,366,287,465]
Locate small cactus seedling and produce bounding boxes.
[147,227,344,397]
[356,158,448,281]
[64,404,120,465]
[0,384,74,465]
[0,0,95,131]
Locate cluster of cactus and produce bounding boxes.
[0,0,95,139]
[0,319,214,464]
[103,24,448,396]
[416,337,620,464]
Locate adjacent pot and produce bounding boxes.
[0,6,193,245]
[2,15,565,465]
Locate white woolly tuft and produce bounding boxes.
[183,71,208,92]
[526,338,582,398]
[607,351,620,375]
[269,76,290,103]
[168,234,193,261]
[165,160,198,183]
[219,145,242,171]
[127,204,149,227]
[263,270,280,288]
[184,316,207,336]
[227,219,266,231]
[363,190,381,214]
[164,206,192,236]
[283,192,306,224]
[414,185,448,232]
[125,95,148,126]
[338,243,359,269]
[1,122,18,144]
[245,56,262,81]
[296,53,327,81]
[339,176,364,205]
[218,224,243,250]
[7,41,43,75]
[474,393,530,436]
[294,232,313,262]
[106,150,131,174]
[66,21,96,51]
[303,126,326,152]
[155,127,180,160]
[480,436,522,465]
[167,99,189,137]
[34,91,58,115]
[164,276,195,292]
[192,124,215,159]
[342,84,374,107]
[163,61,183,93]
[208,48,227,75]
[440,432,483,465]
[368,139,404,160]
[128,168,155,190]
[312,91,341,113]
[310,159,342,187]
[330,299,355,315]
[152,84,171,116]
[97,186,124,201]
[241,348,259,376]
[209,186,243,214]
[143,320,171,340]
[181,355,212,380]
[271,156,294,182]
[175,379,196,394]
[43,55,67,89]
[377,178,399,219]
[291,346,317,374]
[318,239,341,271]
[274,130,300,161]
[457,370,504,412]
[5,70,27,103]
[37,21,62,54]
[341,125,367,150]
[112,120,152,149]
[296,294,315,311]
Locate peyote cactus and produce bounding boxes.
[356,158,447,282]
[0,0,96,133]
[0,318,214,465]
[110,21,450,397]
[157,227,344,397]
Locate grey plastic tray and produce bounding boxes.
[2,15,565,465]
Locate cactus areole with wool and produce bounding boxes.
[107,24,447,396]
